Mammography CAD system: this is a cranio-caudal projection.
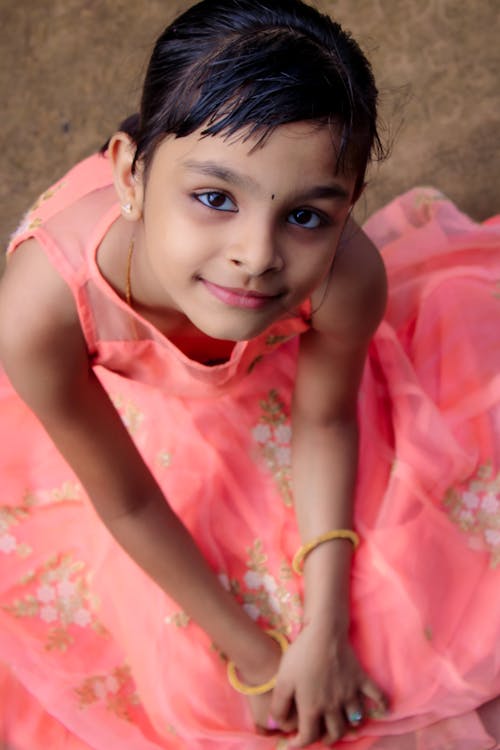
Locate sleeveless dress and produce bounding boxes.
[1,153,499,750]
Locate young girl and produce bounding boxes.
[0,0,499,748]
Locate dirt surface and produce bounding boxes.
[1,0,499,254]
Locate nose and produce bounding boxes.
[227,225,283,276]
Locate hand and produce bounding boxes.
[269,622,387,747]
[247,691,295,736]
[231,630,296,735]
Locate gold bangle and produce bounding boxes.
[292,529,360,575]
[226,629,289,696]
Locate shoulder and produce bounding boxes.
[0,238,80,338]
[294,219,386,415]
[310,216,387,343]
[0,239,89,404]
[7,153,115,263]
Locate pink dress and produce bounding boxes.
[1,153,499,749]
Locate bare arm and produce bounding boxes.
[272,220,388,745]
[295,218,387,626]
[0,240,280,684]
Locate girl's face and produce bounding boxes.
[133,121,357,341]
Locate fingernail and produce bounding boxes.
[266,716,279,731]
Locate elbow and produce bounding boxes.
[292,388,359,429]
[292,401,359,434]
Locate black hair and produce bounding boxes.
[106,0,384,199]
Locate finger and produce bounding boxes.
[272,708,298,734]
[289,713,322,748]
[255,724,269,736]
[266,716,280,731]
[323,711,345,745]
[279,704,298,733]
[270,686,295,731]
[255,716,280,736]
[343,697,365,730]
[360,678,389,717]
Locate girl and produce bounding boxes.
[0,0,499,748]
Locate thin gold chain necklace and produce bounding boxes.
[125,237,134,307]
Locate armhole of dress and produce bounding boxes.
[6,228,99,358]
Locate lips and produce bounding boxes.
[201,279,283,309]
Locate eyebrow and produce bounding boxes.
[182,159,351,203]
[297,184,351,202]
[182,160,259,191]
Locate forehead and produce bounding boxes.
[148,122,356,199]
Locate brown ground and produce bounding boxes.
[1,0,499,256]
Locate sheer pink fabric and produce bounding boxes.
[0,155,499,748]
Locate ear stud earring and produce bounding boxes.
[122,202,133,215]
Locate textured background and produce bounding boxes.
[1,0,499,255]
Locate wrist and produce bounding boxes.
[302,542,352,623]
[227,630,288,694]
[302,612,350,643]
[303,594,351,639]
[232,629,283,687]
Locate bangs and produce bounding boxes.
[140,28,378,182]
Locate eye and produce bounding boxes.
[288,208,324,229]
[195,192,237,212]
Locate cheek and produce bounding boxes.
[291,250,336,289]
[147,216,201,259]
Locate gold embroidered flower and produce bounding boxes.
[2,554,108,651]
[75,664,140,722]
[252,390,293,506]
[111,394,145,436]
[443,462,500,567]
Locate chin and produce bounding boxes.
[196,317,272,343]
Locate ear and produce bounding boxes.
[108,132,144,221]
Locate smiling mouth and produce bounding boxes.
[201,279,284,309]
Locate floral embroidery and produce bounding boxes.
[247,355,263,373]
[2,554,108,651]
[75,664,140,722]
[9,183,66,242]
[443,462,500,567]
[29,183,66,213]
[28,217,43,230]
[0,484,82,559]
[46,482,82,504]
[266,334,291,347]
[0,498,33,558]
[252,390,293,506]
[219,540,301,636]
[23,482,81,507]
[157,451,172,468]
[165,611,191,628]
[111,394,145,436]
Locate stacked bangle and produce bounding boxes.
[292,529,360,575]
[226,629,289,696]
